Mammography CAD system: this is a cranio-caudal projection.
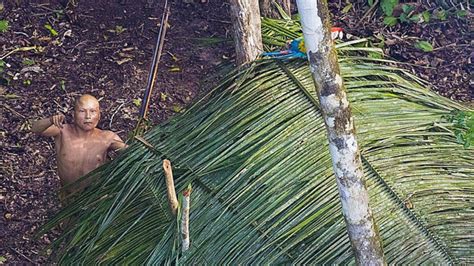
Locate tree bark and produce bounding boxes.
[260,0,279,18]
[259,0,292,18]
[295,0,386,265]
[229,0,263,66]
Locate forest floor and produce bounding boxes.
[0,0,472,264]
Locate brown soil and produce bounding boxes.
[1,0,233,263]
[328,1,472,101]
[0,1,472,264]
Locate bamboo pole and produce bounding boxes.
[163,159,178,216]
[295,0,385,265]
[139,0,170,119]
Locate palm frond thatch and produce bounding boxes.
[41,18,474,265]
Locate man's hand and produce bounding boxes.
[50,114,65,128]
[32,114,64,137]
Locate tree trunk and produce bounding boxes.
[259,0,280,18]
[295,0,386,265]
[259,0,292,18]
[229,0,263,66]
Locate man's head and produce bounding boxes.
[73,94,100,131]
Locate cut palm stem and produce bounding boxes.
[181,186,192,252]
[163,159,178,216]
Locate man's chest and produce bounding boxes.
[57,135,110,161]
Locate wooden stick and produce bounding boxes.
[163,159,178,216]
[181,186,192,252]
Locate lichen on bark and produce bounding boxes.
[296,0,385,264]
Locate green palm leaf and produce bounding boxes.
[40,18,473,265]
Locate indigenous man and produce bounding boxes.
[31,94,127,202]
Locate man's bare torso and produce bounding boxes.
[55,124,116,186]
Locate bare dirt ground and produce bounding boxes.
[0,0,471,263]
[1,0,233,263]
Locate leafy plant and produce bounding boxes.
[446,111,474,148]
[435,9,447,20]
[0,19,8,32]
[378,2,436,26]
[456,10,468,18]
[44,24,58,36]
[114,25,126,34]
[421,10,431,22]
[341,3,352,14]
[133,98,141,107]
[383,16,398,26]
[414,41,434,52]
[60,80,67,93]
[0,60,5,73]
[398,4,422,23]
[380,0,398,16]
[172,104,182,113]
[40,16,473,265]
[22,58,35,65]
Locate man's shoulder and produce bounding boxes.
[98,129,120,139]
[57,124,74,135]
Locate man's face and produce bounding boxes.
[73,98,100,131]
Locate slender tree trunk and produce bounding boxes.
[229,0,263,66]
[295,0,386,265]
[259,0,279,18]
[259,0,291,18]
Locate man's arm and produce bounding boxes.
[109,132,128,151]
[31,114,64,137]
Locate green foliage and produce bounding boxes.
[172,104,182,113]
[375,1,461,26]
[446,111,474,148]
[44,24,58,36]
[456,10,468,18]
[342,3,353,14]
[133,98,141,107]
[435,9,447,20]
[0,19,9,32]
[383,16,398,26]
[422,10,431,22]
[60,80,67,93]
[0,60,5,73]
[414,41,434,52]
[114,25,126,34]
[399,4,421,23]
[40,16,473,265]
[22,58,35,65]
[402,3,414,13]
[380,0,398,16]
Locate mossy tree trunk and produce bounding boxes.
[295,0,386,265]
[229,0,263,66]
